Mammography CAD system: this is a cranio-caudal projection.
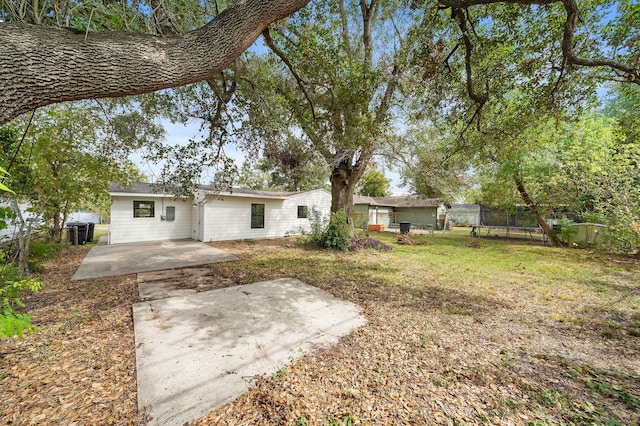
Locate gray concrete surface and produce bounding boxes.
[71,239,238,280]
[133,277,367,426]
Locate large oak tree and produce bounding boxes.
[0,0,311,125]
[1,0,638,128]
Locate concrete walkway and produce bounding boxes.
[133,277,366,426]
[71,239,366,425]
[72,239,238,280]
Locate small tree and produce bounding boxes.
[357,168,391,198]
[0,167,43,338]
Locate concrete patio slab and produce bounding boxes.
[71,239,238,280]
[133,277,367,426]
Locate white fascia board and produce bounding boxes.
[109,192,177,198]
[208,191,289,200]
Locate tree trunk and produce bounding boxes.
[0,0,310,124]
[514,175,562,247]
[330,150,374,226]
[11,198,32,274]
[330,159,358,225]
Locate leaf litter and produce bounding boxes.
[1,237,639,425]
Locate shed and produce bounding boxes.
[353,195,448,230]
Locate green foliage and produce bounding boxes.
[554,219,578,245]
[0,165,14,194]
[28,239,64,259]
[323,210,352,251]
[299,209,351,251]
[298,207,329,245]
[271,366,287,380]
[295,417,310,426]
[1,104,146,240]
[0,272,43,338]
[27,239,65,272]
[357,168,390,197]
[323,414,355,426]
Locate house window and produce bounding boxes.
[133,201,155,218]
[251,203,265,229]
[297,205,309,219]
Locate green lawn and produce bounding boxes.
[201,229,640,425]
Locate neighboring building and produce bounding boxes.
[67,208,102,224]
[109,182,332,244]
[448,204,481,226]
[0,202,43,241]
[353,195,448,230]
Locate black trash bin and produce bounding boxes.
[86,222,95,243]
[67,223,88,245]
[399,221,411,234]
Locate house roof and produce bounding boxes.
[450,203,480,210]
[353,195,443,208]
[109,182,176,197]
[109,182,328,200]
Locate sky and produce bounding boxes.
[130,119,411,195]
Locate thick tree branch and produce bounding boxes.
[561,0,639,84]
[376,64,402,122]
[0,0,311,125]
[360,0,379,65]
[452,8,488,106]
[338,0,354,57]
[262,28,317,120]
[150,0,181,35]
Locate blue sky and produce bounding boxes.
[130,119,410,194]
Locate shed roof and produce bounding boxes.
[450,203,480,210]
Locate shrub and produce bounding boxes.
[298,209,351,250]
[554,218,578,245]
[323,210,351,250]
[0,251,44,338]
[28,239,66,272]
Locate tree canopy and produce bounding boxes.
[1,0,638,126]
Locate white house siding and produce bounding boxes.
[201,190,331,242]
[110,196,193,244]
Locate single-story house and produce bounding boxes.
[448,204,481,227]
[109,182,331,244]
[353,195,449,230]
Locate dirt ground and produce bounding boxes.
[1,238,638,425]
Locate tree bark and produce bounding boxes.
[11,198,32,274]
[331,159,357,223]
[514,175,562,247]
[0,0,310,125]
[330,149,373,225]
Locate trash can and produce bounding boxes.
[86,222,95,243]
[67,223,88,245]
[399,221,411,234]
